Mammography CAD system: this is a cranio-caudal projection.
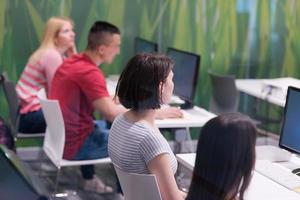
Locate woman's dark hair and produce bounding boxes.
[187,113,257,200]
[116,53,174,110]
[87,21,120,50]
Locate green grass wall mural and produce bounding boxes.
[0,0,299,133]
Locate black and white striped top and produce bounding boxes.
[108,114,177,174]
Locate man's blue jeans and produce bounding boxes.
[73,120,109,179]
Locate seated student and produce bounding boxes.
[186,113,257,200]
[108,53,186,200]
[16,16,76,133]
[50,21,182,194]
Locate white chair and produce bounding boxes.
[114,164,162,200]
[37,88,47,100]
[39,97,111,195]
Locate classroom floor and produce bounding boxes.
[26,160,193,200]
[27,161,121,200]
[25,136,278,200]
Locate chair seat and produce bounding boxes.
[59,157,111,167]
[18,132,45,138]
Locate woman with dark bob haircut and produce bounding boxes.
[108,53,186,200]
[187,112,257,200]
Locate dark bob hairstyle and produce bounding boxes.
[187,112,257,200]
[115,53,174,110]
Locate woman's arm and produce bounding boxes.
[42,49,64,93]
[148,153,186,200]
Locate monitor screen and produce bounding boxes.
[279,86,300,154]
[167,47,200,109]
[134,37,158,54]
[0,145,48,200]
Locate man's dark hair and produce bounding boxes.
[87,21,120,50]
[186,112,257,200]
[116,53,174,110]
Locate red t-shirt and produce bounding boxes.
[50,53,109,159]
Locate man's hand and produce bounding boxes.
[155,107,183,119]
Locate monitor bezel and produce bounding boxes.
[134,37,158,54]
[279,86,300,155]
[166,47,201,105]
[0,145,43,197]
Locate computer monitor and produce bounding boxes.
[134,37,158,54]
[0,145,48,200]
[279,86,300,154]
[167,47,201,109]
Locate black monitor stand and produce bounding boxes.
[180,101,194,110]
[292,168,300,176]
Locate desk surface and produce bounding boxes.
[176,150,300,200]
[236,77,300,107]
[236,79,286,107]
[155,106,215,128]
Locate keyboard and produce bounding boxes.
[255,160,300,190]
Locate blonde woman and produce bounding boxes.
[16,16,76,133]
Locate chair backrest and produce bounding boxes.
[208,70,239,114]
[39,98,65,168]
[37,88,47,100]
[114,165,162,200]
[0,74,20,138]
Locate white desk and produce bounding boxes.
[155,106,215,128]
[176,152,300,200]
[236,79,286,107]
[107,77,216,129]
[236,77,300,107]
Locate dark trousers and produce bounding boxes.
[18,109,46,133]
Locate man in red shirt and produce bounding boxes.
[50,21,182,194]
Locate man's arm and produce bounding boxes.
[93,96,182,122]
[92,96,127,122]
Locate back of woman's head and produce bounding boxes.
[187,113,257,200]
[116,53,174,110]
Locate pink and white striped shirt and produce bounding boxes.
[16,49,63,114]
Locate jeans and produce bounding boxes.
[18,109,46,133]
[73,120,109,179]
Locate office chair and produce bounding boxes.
[39,97,111,196]
[113,164,162,200]
[208,70,280,129]
[208,70,239,114]
[0,73,44,139]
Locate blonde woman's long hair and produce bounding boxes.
[29,16,74,64]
